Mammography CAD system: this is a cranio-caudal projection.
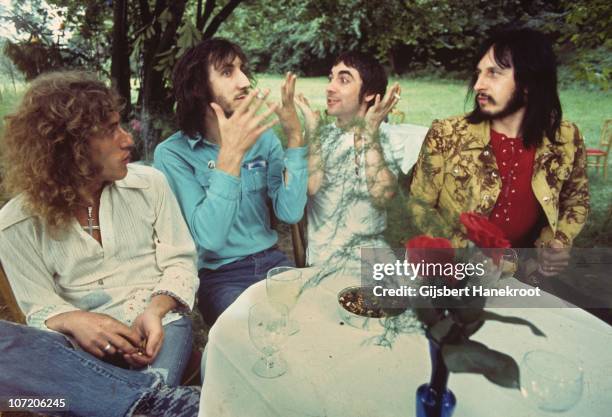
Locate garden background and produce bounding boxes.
[0,0,610,327]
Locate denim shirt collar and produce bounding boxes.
[186,132,218,150]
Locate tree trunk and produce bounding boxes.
[140,0,188,159]
[111,0,131,118]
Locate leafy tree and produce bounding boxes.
[1,0,246,157]
[560,0,611,89]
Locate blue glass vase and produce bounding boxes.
[416,339,456,417]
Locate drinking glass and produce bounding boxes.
[266,266,303,335]
[248,301,289,378]
[520,350,584,412]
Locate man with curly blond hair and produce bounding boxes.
[0,71,201,417]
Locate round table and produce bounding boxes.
[199,268,612,417]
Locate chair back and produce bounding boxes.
[0,262,26,324]
[600,119,612,152]
[291,216,307,268]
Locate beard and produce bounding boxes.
[474,87,526,121]
[212,95,235,118]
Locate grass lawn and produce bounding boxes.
[256,74,610,148]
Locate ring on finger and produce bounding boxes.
[103,342,113,353]
[256,91,265,100]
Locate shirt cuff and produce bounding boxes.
[152,268,198,313]
[284,146,308,170]
[208,169,241,200]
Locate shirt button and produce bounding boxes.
[514,162,518,167]
[453,167,459,174]
[511,189,516,193]
[483,150,490,156]
[492,172,498,178]
[543,196,550,202]
[505,217,510,222]
[483,194,490,200]
[98,279,104,286]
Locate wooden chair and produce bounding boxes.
[0,262,26,324]
[586,119,612,180]
[290,215,307,268]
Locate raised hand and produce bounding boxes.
[537,239,570,277]
[274,72,303,147]
[364,82,402,134]
[47,310,142,359]
[212,88,279,176]
[295,93,321,140]
[211,88,279,155]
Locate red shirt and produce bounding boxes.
[488,129,542,247]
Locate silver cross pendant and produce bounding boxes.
[84,206,101,235]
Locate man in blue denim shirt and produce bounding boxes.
[154,38,307,325]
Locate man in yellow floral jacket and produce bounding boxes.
[408,28,589,277]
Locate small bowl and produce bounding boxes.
[337,286,386,330]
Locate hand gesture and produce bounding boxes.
[123,309,165,368]
[364,82,402,134]
[55,310,142,359]
[210,88,279,156]
[274,72,303,146]
[295,93,321,141]
[537,239,570,277]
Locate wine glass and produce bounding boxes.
[266,266,303,335]
[520,350,584,412]
[248,301,289,378]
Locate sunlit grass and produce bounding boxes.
[256,74,610,148]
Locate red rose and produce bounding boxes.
[460,212,510,264]
[405,235,455,279]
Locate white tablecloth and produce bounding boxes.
[199,269,612,417]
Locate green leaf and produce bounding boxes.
[442,340,520,389]
[481,311,546,337]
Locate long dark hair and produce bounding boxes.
[173,38,252,138]
[466,28,562,148]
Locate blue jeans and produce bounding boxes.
[198,247,292,325]
[0,317,193,416]
[148,315,193,387]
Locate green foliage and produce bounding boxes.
[219,0,569,75]
[559,0,612,90]
[2,0,110,79]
